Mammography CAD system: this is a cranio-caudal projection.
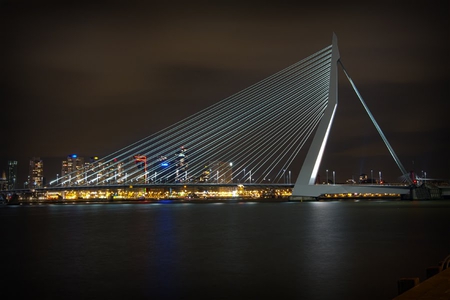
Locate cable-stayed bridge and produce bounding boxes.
[39,33,426,200]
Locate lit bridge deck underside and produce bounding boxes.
[5,183,413,202]
[23,183,413,193]
[34,183,294,192]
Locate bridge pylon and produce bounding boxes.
[291,33,410,199]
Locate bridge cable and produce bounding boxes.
[338,59,413,184]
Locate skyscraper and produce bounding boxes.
[29,157,44,188]
[61,154,84,185]
[175,146,188,182]
[7,160,18,190]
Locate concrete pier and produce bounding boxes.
[393,267,450,299]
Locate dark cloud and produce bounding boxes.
[1,1,449,183]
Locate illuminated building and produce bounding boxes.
[85,156,102,185]
[175,146,188,182]
[0,171,8,190]
[29,157,44,188]
[198,165,210,182]
[61,154,84,185]
[94,158,108,184]
[156,155,170,183]
[59,155,124,186]
[359,174,368,183]
[7,160,18,190]
[105,158,124,184]
[209,161,233,183]
[83,157,123,185]
[116,160,124,183]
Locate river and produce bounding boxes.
[1,200,449,299]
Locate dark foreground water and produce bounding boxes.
[1,200,449,300]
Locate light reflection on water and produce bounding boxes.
[1,200,449,300]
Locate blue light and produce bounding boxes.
[161,162,169,167]
[71,154,77,158]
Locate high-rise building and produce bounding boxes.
[115,160,124,183]
[85,156,101,184]
[175,146,188,182]
[61,154,84,185]
[155,155,170,183]
[29,157,44,188]
[58,154,140,186]
[102,158,123,184]
[7,160,18,190]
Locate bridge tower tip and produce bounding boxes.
[332,32,338,41]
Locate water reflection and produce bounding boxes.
[1,201,449,300]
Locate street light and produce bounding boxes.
[229,162,233,183]
[332,171,336,185]
[371,169,373,184]
[326,169,329,184]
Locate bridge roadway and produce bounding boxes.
[11,182,410,192]
[32,183,294,192]
[5,183,449,200]
[9,183,406,198]
[293,183,411,199]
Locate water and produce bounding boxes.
[1,200,449,299]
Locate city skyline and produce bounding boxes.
[1,1,449,185]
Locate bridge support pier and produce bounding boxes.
[289,196,317,202]
[291,184,410,199]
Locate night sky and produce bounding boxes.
[1,1,449,185]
